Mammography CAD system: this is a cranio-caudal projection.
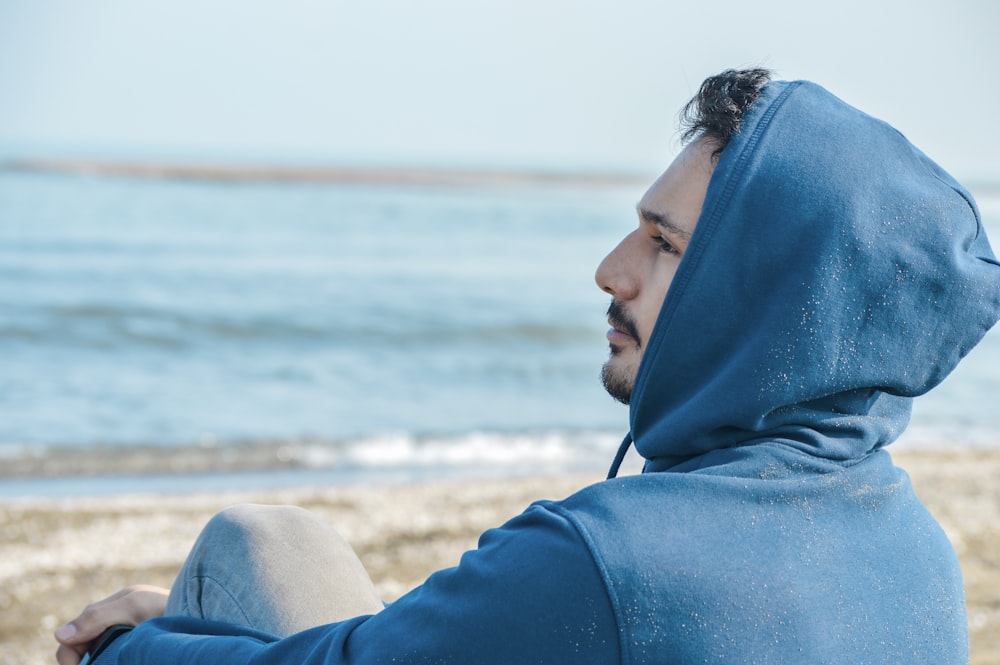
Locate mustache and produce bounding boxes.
[607,300,641,348]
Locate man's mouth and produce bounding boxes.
[606,300,640,349]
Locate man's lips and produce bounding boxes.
[607,328,635,346]
[606,325,636,346]
[605,300,641,348]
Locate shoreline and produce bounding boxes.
[3,425,996,480]
[1,448,998,664]
[0,432,623,482]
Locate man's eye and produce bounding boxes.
[652,235,680,256]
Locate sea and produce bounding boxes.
[1,168,998,497]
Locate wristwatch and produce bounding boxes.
[79,625,133,665]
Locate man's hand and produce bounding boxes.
[54,585,169,665]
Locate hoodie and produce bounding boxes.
[102,80,1000,664]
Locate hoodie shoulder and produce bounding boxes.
[557,456,967,663]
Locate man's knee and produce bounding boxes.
[172,503,381,631]
[208,504,316,534]
[198,504,323,560]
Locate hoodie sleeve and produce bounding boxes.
[110,501,621,665]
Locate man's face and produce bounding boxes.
[595,139,716,404]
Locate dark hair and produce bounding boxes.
[679,68,773,158]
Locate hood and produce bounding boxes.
[629,80,1000,472]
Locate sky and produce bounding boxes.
[1,0,998,182]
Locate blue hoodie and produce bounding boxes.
[103,80,1000,664]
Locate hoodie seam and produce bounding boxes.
[540,500,630,665]
[732,439,877,471]
[894,123,982,233]
[631,80,802,425]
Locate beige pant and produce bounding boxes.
[165,504,384,637]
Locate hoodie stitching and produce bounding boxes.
[540,500,631,665]
[631,81,803,429]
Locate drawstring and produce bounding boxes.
[607,432,633,479]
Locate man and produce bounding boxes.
[57,68,1000,663]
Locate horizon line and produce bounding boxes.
[0,157,651,188]
[3,158,998,196]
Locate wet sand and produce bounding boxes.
[2,448,998,664]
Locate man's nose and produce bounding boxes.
[595,231,639,300]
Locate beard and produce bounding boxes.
[600,300,642,405]
[601,359,633,405]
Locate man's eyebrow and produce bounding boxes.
[636,204,691,240]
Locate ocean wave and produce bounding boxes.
[0,429,624,481]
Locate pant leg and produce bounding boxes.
[165,504,384,637]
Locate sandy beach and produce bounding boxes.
[2,448,998,665]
